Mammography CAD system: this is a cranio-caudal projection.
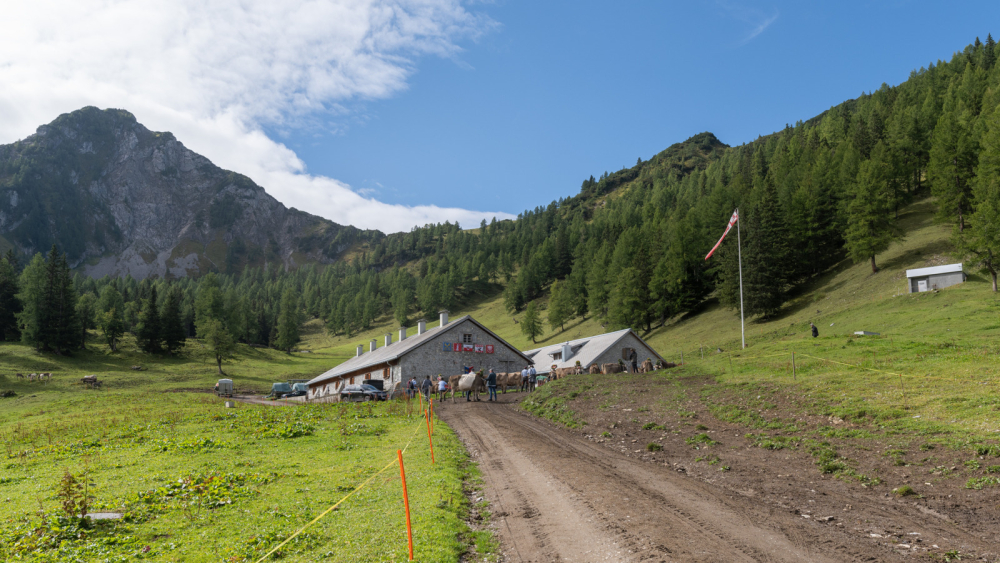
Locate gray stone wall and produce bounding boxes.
[589,333,661,370]
[909,272,966,292]
[398,318,527,384]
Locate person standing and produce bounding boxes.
[420,375,432,401]
[810,323,819,338]
[407,377,417,399]
[520,366,529,392]
[628,348,638,374]
[487,368,497,401]
[528,365,537,392]
[437,375,448,401]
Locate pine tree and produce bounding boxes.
[607,267,649,330]
[520,301,542,343]
[76,293,96,349]
[194,273,226,336]
[0,257,21,341]
[546,279,572,332]
[928,90,977,231]
[100,307,124,352]
[161,288,187,353]
[844,158,902,272]
[16,253,46,350]
[136,286,162,353]
[202,318,235,375]
[961,107,1000,290]
[275,287,301,353]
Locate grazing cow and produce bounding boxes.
[588,364,600,374]
[601,363,623,374]
[449,372,485,403]
[641,359,654,373]
[16,373,24,379]
[28,373,37,381]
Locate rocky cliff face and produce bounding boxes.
[0,107,370,278]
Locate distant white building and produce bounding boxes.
[906,263,965,293]
[305,312,532,400]
[522,328,665,375]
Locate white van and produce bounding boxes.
[215,378,233,397]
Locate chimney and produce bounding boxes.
[356,345,363,357]
[384,333,392,347]
[398,327,407,342]
[370,339,377,352]
[561,342,572,362]
[417,319,427,335]
[439,310,449,327]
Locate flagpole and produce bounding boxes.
[737,207,745,349]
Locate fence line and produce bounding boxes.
[253,413,428,563]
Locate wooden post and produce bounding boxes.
[792,351,796,381]
[425,410,435,464]
[398,450,414,561]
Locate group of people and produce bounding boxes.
[406,375,449,401]
[519,365,537,393]
[403,364,541,403]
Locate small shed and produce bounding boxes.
[906,263,965,293]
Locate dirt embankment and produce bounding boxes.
[437,374,1000,562]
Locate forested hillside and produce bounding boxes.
[0,36,998,355]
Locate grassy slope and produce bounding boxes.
[315,196,1000,435]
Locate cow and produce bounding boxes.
[601,363,623,374]
[15,373,24,379]
[641,359,654,373]
[449,372,486,403]
[500,372,521,394]
[588,364,600,374]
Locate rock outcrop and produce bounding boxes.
[0,107,370,278]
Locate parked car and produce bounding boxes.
[268,382,292,399]
[281,382,309,399]
[340,384,388,402]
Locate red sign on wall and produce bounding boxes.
[485,345,494,354]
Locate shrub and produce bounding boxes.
[892,485,917,497]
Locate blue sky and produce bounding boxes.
[3,1,999,231]
[285,1,1000,216]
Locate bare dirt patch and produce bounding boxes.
[438,372,1000,562]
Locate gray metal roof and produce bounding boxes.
[307,315,533,386]
[521,328,664,375]
[906,263,963,278]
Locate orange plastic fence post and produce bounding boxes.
[425,410,435,464]
[397,450,414,561]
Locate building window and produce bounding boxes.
[463,333,473,343]
[383,368,390,379]
[552,352,562,360]
[349,377,355,384]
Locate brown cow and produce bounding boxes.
[588,364,600,374]
[601,363,623,374]
[449,372,486,403]
[641,359,654,373]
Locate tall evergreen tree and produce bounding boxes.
[275,287,301,353]
[136,286,162,353]
[76,293,97,349]
[520,301,542,343]
[961,107,1000,291]
[100,307,124,352]
[546,279,572,332]
[0,257,21,341]
[16,253,46,350]
[928,92,977,231]
[844,158,902,272]
[161,287,187,353]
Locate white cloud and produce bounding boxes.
[0,1,513,232]
[715,1,778,45]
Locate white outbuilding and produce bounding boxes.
[522,328,665,375]
[906,263,965,293]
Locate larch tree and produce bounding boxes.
[275,287,302,353]
[961,107,1000,291]
[520,301,542,344]
[844,151,902,272]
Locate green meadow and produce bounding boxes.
[0,332,477,562]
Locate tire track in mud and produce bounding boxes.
[440,398,841,562]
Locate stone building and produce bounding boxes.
[523,328,664,375]
[306,312,532,400]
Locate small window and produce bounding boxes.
[552,352,562,360]
[349,377,355,384]
[463,334,473,343]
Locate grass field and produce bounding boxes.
[0,331,485,562]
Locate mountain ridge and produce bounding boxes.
[0,107,376,278]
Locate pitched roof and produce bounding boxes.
[521,328,664,374]
[307,315,533,386]
[906,263,964,278]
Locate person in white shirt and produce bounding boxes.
[528,366,537,392]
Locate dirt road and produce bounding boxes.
[438,393,996,562]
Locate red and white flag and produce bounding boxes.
[705,209,739,260]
